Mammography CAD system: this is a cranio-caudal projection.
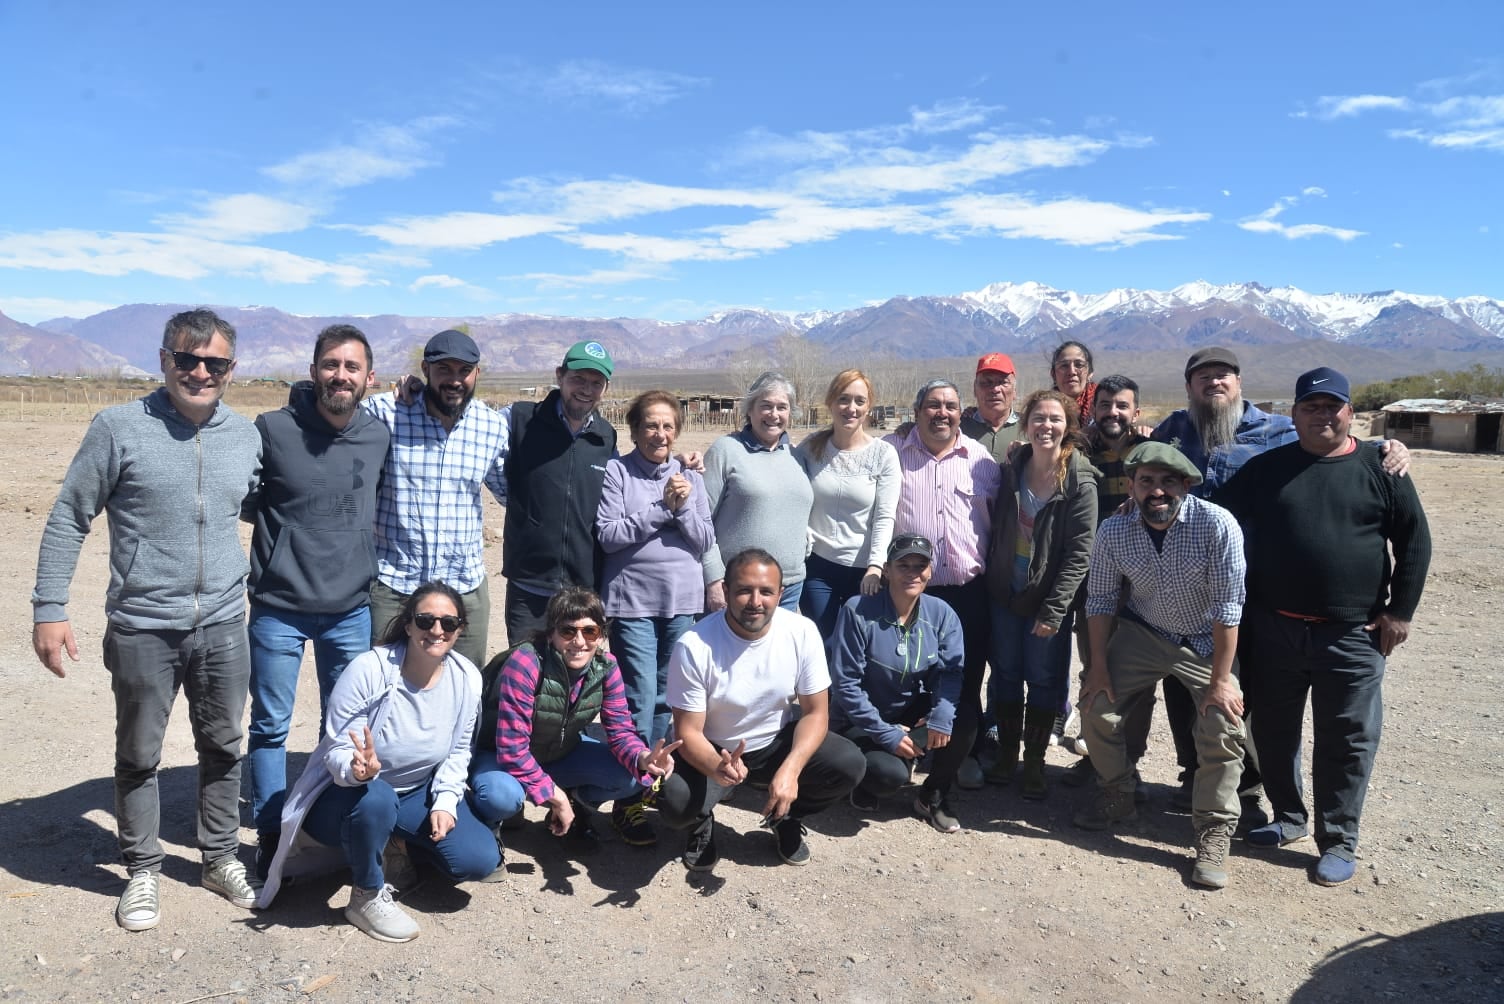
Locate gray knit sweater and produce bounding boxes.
[32,389,262,630]
[701,427,814,586]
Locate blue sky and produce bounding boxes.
[1,1,1500,324]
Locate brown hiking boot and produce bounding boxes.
[1192,822,1234,889]
[1072,788,1138,831]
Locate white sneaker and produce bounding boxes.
[346,884,420,943]
[201,856,259,909]
[116,870,160,931]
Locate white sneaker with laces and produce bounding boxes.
[346,884,420,943]
[117,869,160,931]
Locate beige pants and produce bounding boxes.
[1081,618,1245,828]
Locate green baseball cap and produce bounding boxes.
[561,340,614,379]
[1123,441,1203,485]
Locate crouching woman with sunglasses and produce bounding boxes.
[468,588,680,846]
[255,581,498,943]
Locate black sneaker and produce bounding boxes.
[254,833,278,882]
[683,817,718,872]
[774,818,810,866]
[611,795,657,847]
[1170,774,1195,813]
[849,786,882,813]
[912,788,962,834]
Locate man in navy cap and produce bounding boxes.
[1216,367,1431,886]
[364,328,508,669]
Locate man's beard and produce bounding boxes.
[316,379,365,416]
[1190,393,1242,451]
[425,381,474,419]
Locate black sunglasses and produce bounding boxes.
[413,612,465,633]
[165,350,234,377]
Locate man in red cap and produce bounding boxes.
[961,352,1021,464]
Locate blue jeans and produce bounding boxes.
[468,735,643,824]
[800,554,866,640]
[246,603,371,838]
[302,777,498,890]
[779,580,803,612]
[989,604,1074,713]
[609,614,693,745]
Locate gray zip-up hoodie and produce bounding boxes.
[32,388,262,630]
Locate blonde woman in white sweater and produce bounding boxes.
[794,369,901,641]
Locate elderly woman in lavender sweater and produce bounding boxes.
[596,390,716,838]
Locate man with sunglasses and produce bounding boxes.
[32,308,263,932]
[242,324,391,878]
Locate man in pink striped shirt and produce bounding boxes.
[885,379,1002,787]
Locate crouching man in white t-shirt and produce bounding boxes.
[659,547,867,871]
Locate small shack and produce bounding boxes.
[1378,398,1504,453]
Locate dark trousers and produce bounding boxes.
[656,721,866,830]
[842,695,978,798]
[1240,606,1385,856]
[503,582,552,646]
[927,578,990,748]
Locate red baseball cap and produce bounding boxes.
[976,352,1015,375]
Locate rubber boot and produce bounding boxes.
[1020,705,1056,801]
[983,702,1024,785]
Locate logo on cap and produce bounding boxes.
[584,342,607,359]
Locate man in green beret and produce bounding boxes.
[1073,442,1248,890]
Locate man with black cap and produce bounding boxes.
[1216,367,1431,886]
[364,328,509,669]
[1150,347,1409,816]
[828,533,974,833]
[1073,441,1248,890]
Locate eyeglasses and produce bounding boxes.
[413,612,465,633]
[555,623,603,643]
[164,350,234,377]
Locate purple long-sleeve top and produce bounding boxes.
[596,450,716,618]
[493,644,651,806]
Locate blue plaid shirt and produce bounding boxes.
[1086,494,1245,658]
[1151,401,1296,498]
[364,393,509,594]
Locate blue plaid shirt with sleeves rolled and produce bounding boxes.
[1085,494,1246,658]
[364,392,510,594]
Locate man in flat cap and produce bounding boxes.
[1216,367,1430,886]
[1073,441,1247,890]
[363,329,508,669]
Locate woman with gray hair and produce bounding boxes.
[700,371,815,613]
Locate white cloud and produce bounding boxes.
[1222,189,1232,196]
[1238,191,1364,241]
[347,211,572,250]
[562,232,748,264]
[518,268,668,289]
[157,193,318,240]
[536,60,706,110]
[940,194,1208,247]
[793,134,1113,199]
[711,202,933,252]
[409,274,468,291]
[0,295,121,323]
[1309,87,1504,153]
[0,229,373,285]
[1312,94,1413,119]
[510,179,796,223]
[263,116,459,188]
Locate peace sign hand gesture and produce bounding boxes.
[348,726,382,783]
[714,739,748,787]
[638,738,683,779]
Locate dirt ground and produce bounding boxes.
[0,402,1500,1003]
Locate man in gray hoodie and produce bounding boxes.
[31,308,263,932]
[243,324,390,878]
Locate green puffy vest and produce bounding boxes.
[530,646,610,764]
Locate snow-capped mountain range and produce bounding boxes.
[3,279,1501,377]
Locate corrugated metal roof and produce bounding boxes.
[1382,398,1504,414]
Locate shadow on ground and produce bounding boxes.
[1291,912,1503,1002]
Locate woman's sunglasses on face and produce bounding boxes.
[555,624,602,643]
[414,612,464,633]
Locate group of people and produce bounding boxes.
[31,311,1432,945]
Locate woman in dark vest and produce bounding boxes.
[468,587,680,844]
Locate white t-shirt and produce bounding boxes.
[667,608,831,753]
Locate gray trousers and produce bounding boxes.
[1081,618,1245,828]
[103,619,250,872]
[369,576,490,672]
